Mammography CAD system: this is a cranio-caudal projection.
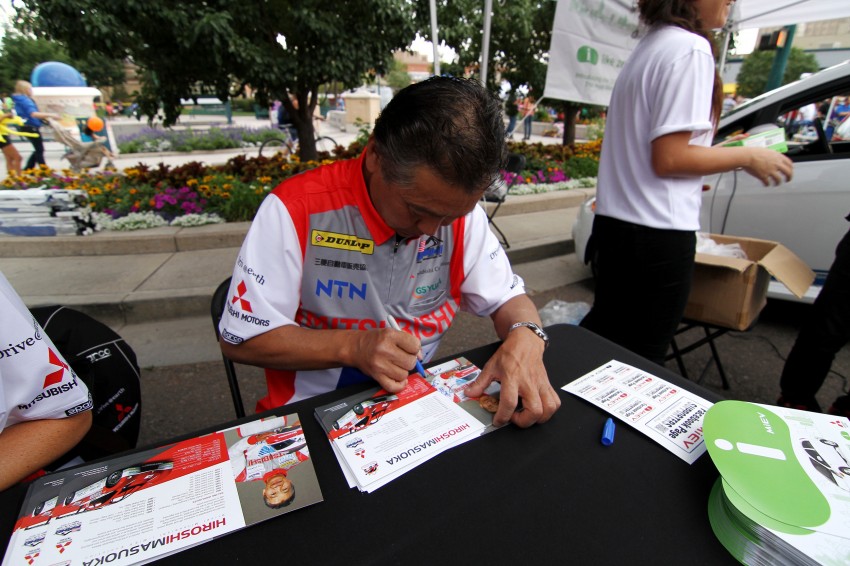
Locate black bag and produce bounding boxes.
[31,306,142,463]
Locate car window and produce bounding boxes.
[714,68,850,162]
[777,93,850,159]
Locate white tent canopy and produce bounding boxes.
[729,0,850,32]
[544,0,850,107]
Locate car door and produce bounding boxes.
[701,76,850,294]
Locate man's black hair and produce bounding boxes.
[372,76,506,194]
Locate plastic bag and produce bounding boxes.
[696,232,748,260]
[538,300,591,326]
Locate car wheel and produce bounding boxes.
[105,470,123,488]
[353,403,365,415]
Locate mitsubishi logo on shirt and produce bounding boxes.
[116,403,133,422]
[43,347,69,388]
[232,280,253,313]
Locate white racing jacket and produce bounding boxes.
[219,151,525,411]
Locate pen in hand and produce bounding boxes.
[386,314,427,377]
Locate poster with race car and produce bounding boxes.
[314,373,485,492]
[3,413,322,566]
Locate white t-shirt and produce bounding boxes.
[596,25,715,231]
[0,272,92,432]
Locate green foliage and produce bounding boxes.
[736,48,820,99]
[386,58,413,92]
[18,0,416,163]
[563,156,599,179]
[412,0,556,95]
[0,33,67,92]
[229,98,256,113]
[115,126,281,154]
[0,31,125,93]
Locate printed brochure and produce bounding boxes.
[314,357,501,492]
[562,360,712,464]
[704,401,850,565]
[3,413,322,566]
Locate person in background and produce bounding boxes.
[0,270,93,491]
[722,92,736,114]
[218,76,560,429]
[504,90,519,139]
[580,0,793,366]
[12,80,59,171]
[778,216,850,418]
[1,111,23,177]
[519,93,535,141]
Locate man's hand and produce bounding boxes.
[463,328,561,428]
[353,328,422,393]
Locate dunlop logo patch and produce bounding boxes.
[311,230,374,255]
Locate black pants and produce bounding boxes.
[779,219,850,410]
[20,125,45,170]
[580,214,696,365]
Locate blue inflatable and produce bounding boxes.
[30,62,87,88]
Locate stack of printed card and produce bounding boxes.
[314,357,502,492]
[704,401,850,565]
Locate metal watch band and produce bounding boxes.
[508,321,549,349]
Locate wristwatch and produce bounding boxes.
[508,321,549,349]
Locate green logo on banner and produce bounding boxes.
[577,45,599,65]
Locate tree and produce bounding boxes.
[412,1,569,141]
[386,58,413,92]
[736,47,820,99]
[0,31,125,94]
[17,0,417,161]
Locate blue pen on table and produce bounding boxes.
[601,417,616,446]
[386,314,427,377]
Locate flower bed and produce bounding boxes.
[0,140,600,231]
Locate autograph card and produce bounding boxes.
[563,360,712,464]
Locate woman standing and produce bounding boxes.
[12,80,58,171]
[580,0,793,365]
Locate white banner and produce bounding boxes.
[543,0,639,106]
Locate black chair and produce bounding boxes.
[666,319,731,390]
[483,152,526,248]
[211,276,246,418]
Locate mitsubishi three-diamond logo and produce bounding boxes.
[232,280,253,312]
[43,347,69,388]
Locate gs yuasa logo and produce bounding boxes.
[312,230,374,255]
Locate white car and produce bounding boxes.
[573,60,850,302]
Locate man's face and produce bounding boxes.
[365,146,486,238]
[263,474,294,506]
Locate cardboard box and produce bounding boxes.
[684,234,814,331]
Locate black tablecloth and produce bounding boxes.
[0,324,735,564]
